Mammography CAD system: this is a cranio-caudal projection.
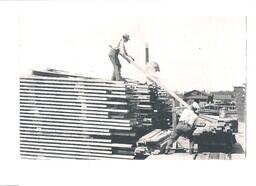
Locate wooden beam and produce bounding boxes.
[20,128,111,136]
[20,83,127,91]
[20,79,127,88]
[20,138,133,148]
[20,116,132,125]
[129,61,190,108]
[20,125,110,132]
[20,141,112,150]
[20,121,132,131]
[20,145,112,154]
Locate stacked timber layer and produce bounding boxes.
[20,70,173,160]
[150,85,173,129]
[193,115,236,153]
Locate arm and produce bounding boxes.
[119,40,134,62]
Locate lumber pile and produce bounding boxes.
[192,116,236,153]
[20,70,173,160]
[134,129,173,156]
[149,84,173,129]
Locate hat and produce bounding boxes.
[123,34,130,41]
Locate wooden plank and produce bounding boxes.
[20,141,112,150]
[20,125,110,133]
[20,121,132,131]
[20,97,109,102]
[20,103,107,109]
[20,131,110,139]
[20,114,132,124]
[20,76,126,84]
[20,98,128,106]
[20,135,111,143]
[137,129,162,143]
[209,152,220,160]
[21,105,129,113]
[21,91,129,99]
[20,145,112,154]
[20,148,112,156]
[83,93,129,99]
[20,153,99,160]
[83,107,129,113]
[20,112,109,119]
[20,128,111,136]
[20,138,132,148]
[21,152,133,160]
[20,80,127,88]
[128,61,189,108]
[20,149,134,159]
[20,100,82,107]
[20,87,108,94]
[20,83,127,91]
[20,117,132,126]
[20,108,108,115]
[195,152,210,160]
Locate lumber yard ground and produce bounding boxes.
[147,122,245,160]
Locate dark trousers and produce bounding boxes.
[165,121,195,151]
[109,49,123,81]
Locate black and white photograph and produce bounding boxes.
[18,13,246,160]
[0,0,255,186]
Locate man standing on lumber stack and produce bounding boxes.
[165,102,200,154]
[109,34,135,81]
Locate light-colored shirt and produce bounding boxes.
[179,109,198,126]
[116,39,128,57]
[145,62,160,84]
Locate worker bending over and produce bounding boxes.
[109,34,134,81]
[165,102,200,154]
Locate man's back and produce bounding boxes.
[179,109,198,126]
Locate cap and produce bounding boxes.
[123,34,130,41]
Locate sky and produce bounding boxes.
[12,2,246,92]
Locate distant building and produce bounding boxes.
[211,91,235,104]
[183,90,210,107]
[233,86,246,122]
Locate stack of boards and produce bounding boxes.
[20,70,173,160]
[193,115,235,153]
[150,84,173,129]
[135,129,173,156]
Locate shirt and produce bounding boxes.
[115,39,128,57]
[179,109,198,126]
[145,62,161,84]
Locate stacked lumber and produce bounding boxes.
[134,129,173,156]
[193,115,235,153]
[149,84,173,129]
[125,79,153,128]
[21,70,174,160]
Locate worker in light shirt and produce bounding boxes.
[165,101,200,154]
[108,34,134,81]
[145,61,160,84]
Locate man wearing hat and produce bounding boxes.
[165,101,200,154]
[109,34,134,81]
